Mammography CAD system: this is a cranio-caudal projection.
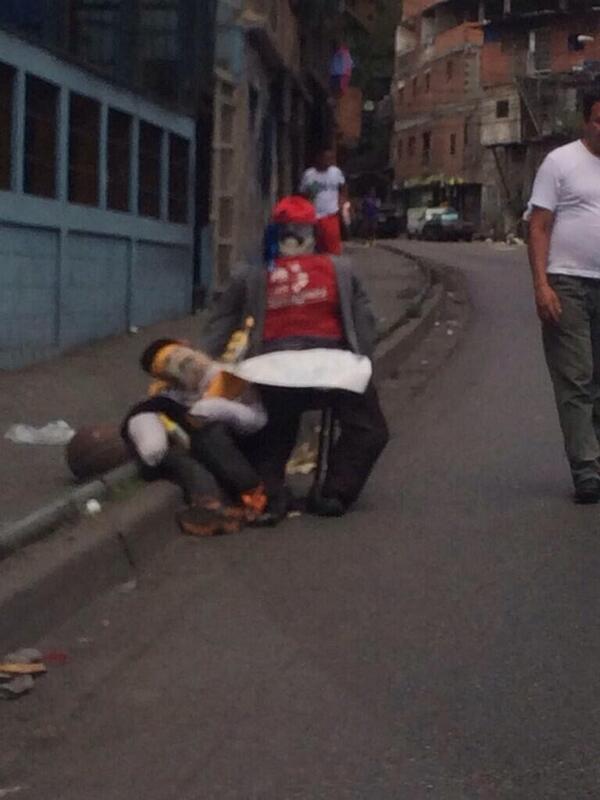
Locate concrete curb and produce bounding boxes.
[0,481,180,650]
[0,463,139,558]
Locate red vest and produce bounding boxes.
[263,255,344,343]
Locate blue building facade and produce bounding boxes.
[0,28,195,368]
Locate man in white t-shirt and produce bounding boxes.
[528,89,600,502]
[300,149,346,255]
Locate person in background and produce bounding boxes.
[361,188,380,246]
[341,198,353,241]
[300,148,347,255]
[527,88,600,503]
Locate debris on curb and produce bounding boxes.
[5,420,75,446]
[85,498,102,516]
[0,648,47,700]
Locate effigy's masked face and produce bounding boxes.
[151,344,213,391]
[278,223,316,257]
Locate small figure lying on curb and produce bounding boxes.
[122,339,268,536]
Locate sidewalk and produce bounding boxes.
[0,244,428,526]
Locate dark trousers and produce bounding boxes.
[134,422,261,504]
[542,274,600,486]
[243,382,389,506]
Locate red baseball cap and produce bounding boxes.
[272,195,317,225]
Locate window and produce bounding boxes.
[425,71,431,93]
[568,33,585,52]
[24,75,58,198]
[446,59,454,82]
[464,121,469,146]
[168,133,189,223]
[398,87,404,105]
[70,0,120,76]
[412,76,417,98]
[422,131,431,165]
[107,109,131,211]
[69,92,100,206]
[450,133,456,156]
[0,63,14,190]
[408,136,415,156]
[496,100,510,118]
[140,0,179,102]
[397,139,403,161]
[534,28,552,72]
[138,121,162,218]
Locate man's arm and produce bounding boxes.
[337,169,348,206]
[528,207,561,324]
[351,272,377,357]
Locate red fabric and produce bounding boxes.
[272,196,317,225]
[263,255,344,343]
[316,213,343,255]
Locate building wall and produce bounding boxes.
[480,86,522,146]
[481,12,600,87]
[336,86,363,148]
[210,0,332,288]
[393,4,600,236]
[395,113,468,182]
[0,29,195,369]
[391,5,485,204]
[477,8,600,236]
[397,49,478,117]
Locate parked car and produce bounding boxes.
[375,203,403,238]
[421,208,474,242]
[407,206,473,242]
[406,206,439,239]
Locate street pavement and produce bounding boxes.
[5,241,600,799]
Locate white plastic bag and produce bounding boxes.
[4,420,75,445]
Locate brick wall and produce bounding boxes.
[396,51,471,117]
[480,41,514,87]
[481,13,600,88]
[432,22,483,59]
[548,17,600,72]
[394,114,467,182]
[335,86,363,147]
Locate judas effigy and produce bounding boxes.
[199,195,389,524]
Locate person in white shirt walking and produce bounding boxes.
[528,89,600,502]
[300,149,347,255]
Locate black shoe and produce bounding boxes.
[249,489,290,527]
[574,478,600,504]
[307,490,347,517]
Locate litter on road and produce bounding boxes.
[0,647,64,700]
[4,420,75,445]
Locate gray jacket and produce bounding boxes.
[200,256,377,360]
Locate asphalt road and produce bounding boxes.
[6,242,600,799]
